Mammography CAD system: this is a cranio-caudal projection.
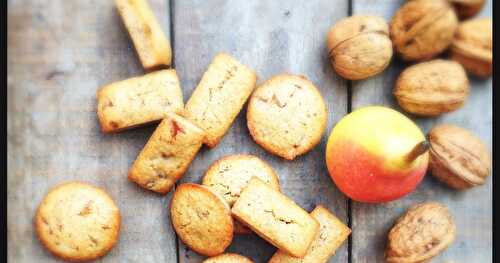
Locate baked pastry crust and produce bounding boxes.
[183,53,257,148]
[97,69,183,133]
[115,0,172,70]
[203,253,254,263]
[171,183,234,256]
[35,182,121,262]
[247,74,327,160]
[202,154,280,234]
[232,177,319,258]
[268,205,351,263]
[128,113,205,194]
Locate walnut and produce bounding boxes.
[451,18,492,78]
[390,0,458,61]
[428,124,491,189]
[448,0,485,19]
[393,60,469,116]
[386,202,456,263]
[327,15,393,80]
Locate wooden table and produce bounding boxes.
[8,0,492,262]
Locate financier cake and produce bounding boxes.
[268,205,351,263]
[232,177,320,258]
[35,182,121,262]
[203,253,254,263]
[171,183,234,257]
[202,154,280,234]
[97,69,183,133]
[115,0,172,70]
[129,113,205,194]
[183,53,257,148]
[247,74,327,160]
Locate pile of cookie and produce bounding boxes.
[172,175,351,261]
[33,0,492,262]
[34,0,346,261]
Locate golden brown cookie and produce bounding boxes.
[171,183,234,257]
[202,154,280,234]
[97,69,183,133]
[203,253,254,263]
[268,205,351,263]
[35,182,120,262]
[247,74,327,160]
[183,53,257,148]
[115,0,172,70]
[128,113,205,194]
[232,177,320,258]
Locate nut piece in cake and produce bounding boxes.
[128,113,205,194]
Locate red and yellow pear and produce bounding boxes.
[326,106,429,203]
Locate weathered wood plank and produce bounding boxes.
[7,0,178,262]
[173,0,349,262]
[350,0,492,262]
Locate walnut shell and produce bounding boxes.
[428,124,491,189]
[394,60,469,116]
[390,0,458,61]
[327,15,393,80]
[386,202,456,263]
[448,0,485,19]
[451,18,492,78]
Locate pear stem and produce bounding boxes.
[406,141,430,163]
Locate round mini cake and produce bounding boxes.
[170,183,234,256]
[35,182,121,262]
[247,74,328,160]
[203,253,254,263]
[202,154,280,234]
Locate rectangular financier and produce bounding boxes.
[115,0,172,70]
[97,69,183,133]
[183,53,257,147]
[128,113,205,194]
[268,205,351,263]
[231,177,320,258]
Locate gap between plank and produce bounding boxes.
[347,80,353,263]
[168,0,180,262]
[346,1,353,263]
[169,0,176,69]
[346,68,353,263]
[167,0,355,261]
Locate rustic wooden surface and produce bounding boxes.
[351,1,493,262]
[173,1,349,262]
[7,0,178,262]
[7,0,492,262]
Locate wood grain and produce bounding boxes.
[7,0,492,262]
[350,0,493,262]
[7,0,177,262]
[172,0,349,262]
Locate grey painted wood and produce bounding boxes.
[173,0,349,262]
[350,0,493,262]
[7,0,178,262]
[9,0,492,262]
